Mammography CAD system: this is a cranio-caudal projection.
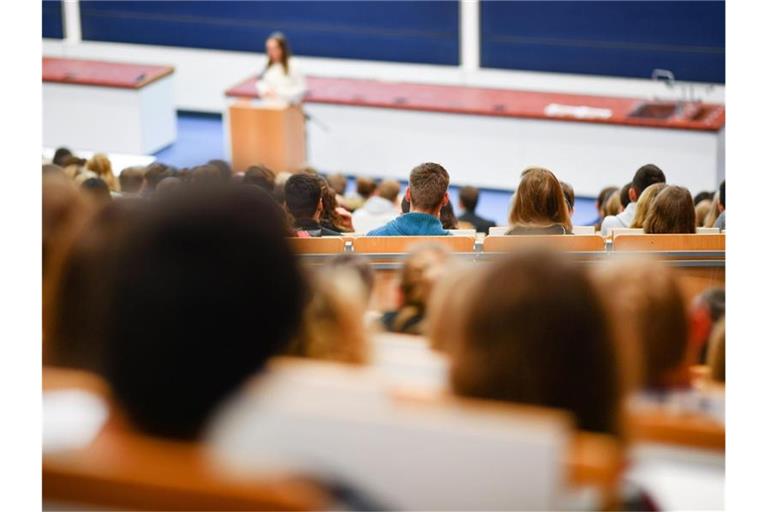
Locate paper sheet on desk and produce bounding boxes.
[544,103,613,119]
[43,389,109,453]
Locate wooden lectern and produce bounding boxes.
[227,101,306,173]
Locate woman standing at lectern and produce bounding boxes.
[257,32,307,104]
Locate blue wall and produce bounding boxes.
[79,1,460,65]
[42,1,64,39]
[481,1,725,83]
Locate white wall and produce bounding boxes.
[43,38,725,114]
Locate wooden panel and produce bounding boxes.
[353,236,475,253]
[43,57,174,89]
[483,235,606,252]
[289,237,346,254]
[628,409,725,452]
[675,267,725,306]
[43,367,329,511]
[228,102,306,173]
[613,234,725,251]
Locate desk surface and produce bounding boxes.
[226,75,724,132]
[43,57,174,89]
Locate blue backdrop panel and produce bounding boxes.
[481,1,724,83]
[43,1,64,39]
[79,1,459,65]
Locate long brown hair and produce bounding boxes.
[630,182,667,229]
[509,167,573,233]
[643,185,696,234]
[265,32,291,74]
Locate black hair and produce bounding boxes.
[53,147,73,167]
[693,191,716,205]
[619,183,632,208]
[631,164,666,198]
[81,177,111,202]
[101,186,307,439]
[285,173,322,219]
[719,180,725,209]
[459,186,479,212]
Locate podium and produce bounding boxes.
[226,101,306,173]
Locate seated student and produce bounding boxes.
[689,288,726,363]
[619,182,632,210]
[560,181,575,219]
[52,146,73,167]
[118,166,146,197]
[284,173,341,237]
[694,190,715,205]
[100,186,307,439]
[141,162,175,196]
[242,165,276,193]
[629,182,667,229]
[320,177,354,233]
[81,177,112,205]
[506,167,573,235]
[367,163,450,236]
[86,153,120,193]
[284,267,370,365]
[601,164,666,235]
[345,176,377,212]
[449,249,622,436]
[352,179,400,234]
[440,199,459,230]
[591,185,619,227]
[207,159,233,181]
[714,180,725,230]
[380,244,452,335]
[695,199,713,227]
[457,186,496,234]
[326,172,349,208]
[643,185,696,234]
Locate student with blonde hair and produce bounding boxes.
[86,153,120,192]
[629,182,667,229]
[695,199,713,227]
[643,185,696,234]
[506,167,573,234]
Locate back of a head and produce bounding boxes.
[101,186,306,439]
[631,164,666,199]
[285,173,322,220]
[643,185,696,234]
[508,167,572,232]
[408,162,450,211]
[81,177,112,204]
[143,163,174,191]
[207,159,233,181]
[326,173,348,196]
[440,199,459,229]
[243,165,276,192]
[119,166,146,194]
[325,253,375,303]
[693,191,715,205]
[87,153,113,178]
[560,181,575,213]
[356,177,377,199]
[695,199,713,227]
[52,147,73,167]
[191,164,227,185]
[630,182,667,229]
[619,183,632,208]
[592,257,688,390]
[597,186,619,218]
[377,179,401,203]
[450,249,620,436]
[459,186,480,213]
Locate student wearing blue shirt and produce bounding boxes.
[367,162,450,236]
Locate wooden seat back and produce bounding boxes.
[613,234,725,251]
[352,236,475,253]
[288,236,346,254]
[483,235,606,252]
[628,408,725,452]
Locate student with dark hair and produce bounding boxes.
[367,163,450,236]
[118,166,146,196]
[592,185,619,227]
[207,159,233,181]
[285,173,341,237]
[601,164,666,235]
[694,191,715,205]
[52,147,73,167]
[440,199,459,230]
[242,165,276,192]
[643,185,696,234]
[320,177,353,233]
[101,186,307,439]
[619,183,632,209]
[507,167,572,235]
[142,162,175,195]
[81,177,112,205]
[714,180,725,230]
[458,186,496,234]
[560,181,575,218]
[450,249,622,436]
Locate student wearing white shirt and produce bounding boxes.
[600,164,666,235]
[256,32,307,105]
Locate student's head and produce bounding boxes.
[592,258,688,390]
[101,186,307,439]
[619,183,632,209]
[693,191,715,205]
[450,249,621,436]
[42,173,94,275]
[643,185,696,234]
[630,164,666,202]
[596,186,619,218]
[266,31,291,72]
[689,288,725,363]
[406,162,450,214]
[695,199,713,227]
[52,147,73,167]
[703,192,720,227]
[718,180,725,211]
[286,267,370,365]
[390,244,453,335]
[440,199,459,230]
[119,166,146,194]
[243,165,276,192]
[207,159,233,181]
[87,153,119,192]
[377,179,401,203]
[604,191,623,217]
[459,186,480,213]
[325,253,375,304]
[81,177,112,205]
[143,162,174,192]
[707,318,725,383]
[285,172,323,220]
[191,164,227,185]
[560,181,575,215]
[508,167,572,233]
[326,173,348,196]
[427,263,477,353]
[630,182,667,229]
[154,176,183,199]
[356,177,377,200]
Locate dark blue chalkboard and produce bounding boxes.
[79,1,459,65]
[43,0,64,39]
[481,1,724,83]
